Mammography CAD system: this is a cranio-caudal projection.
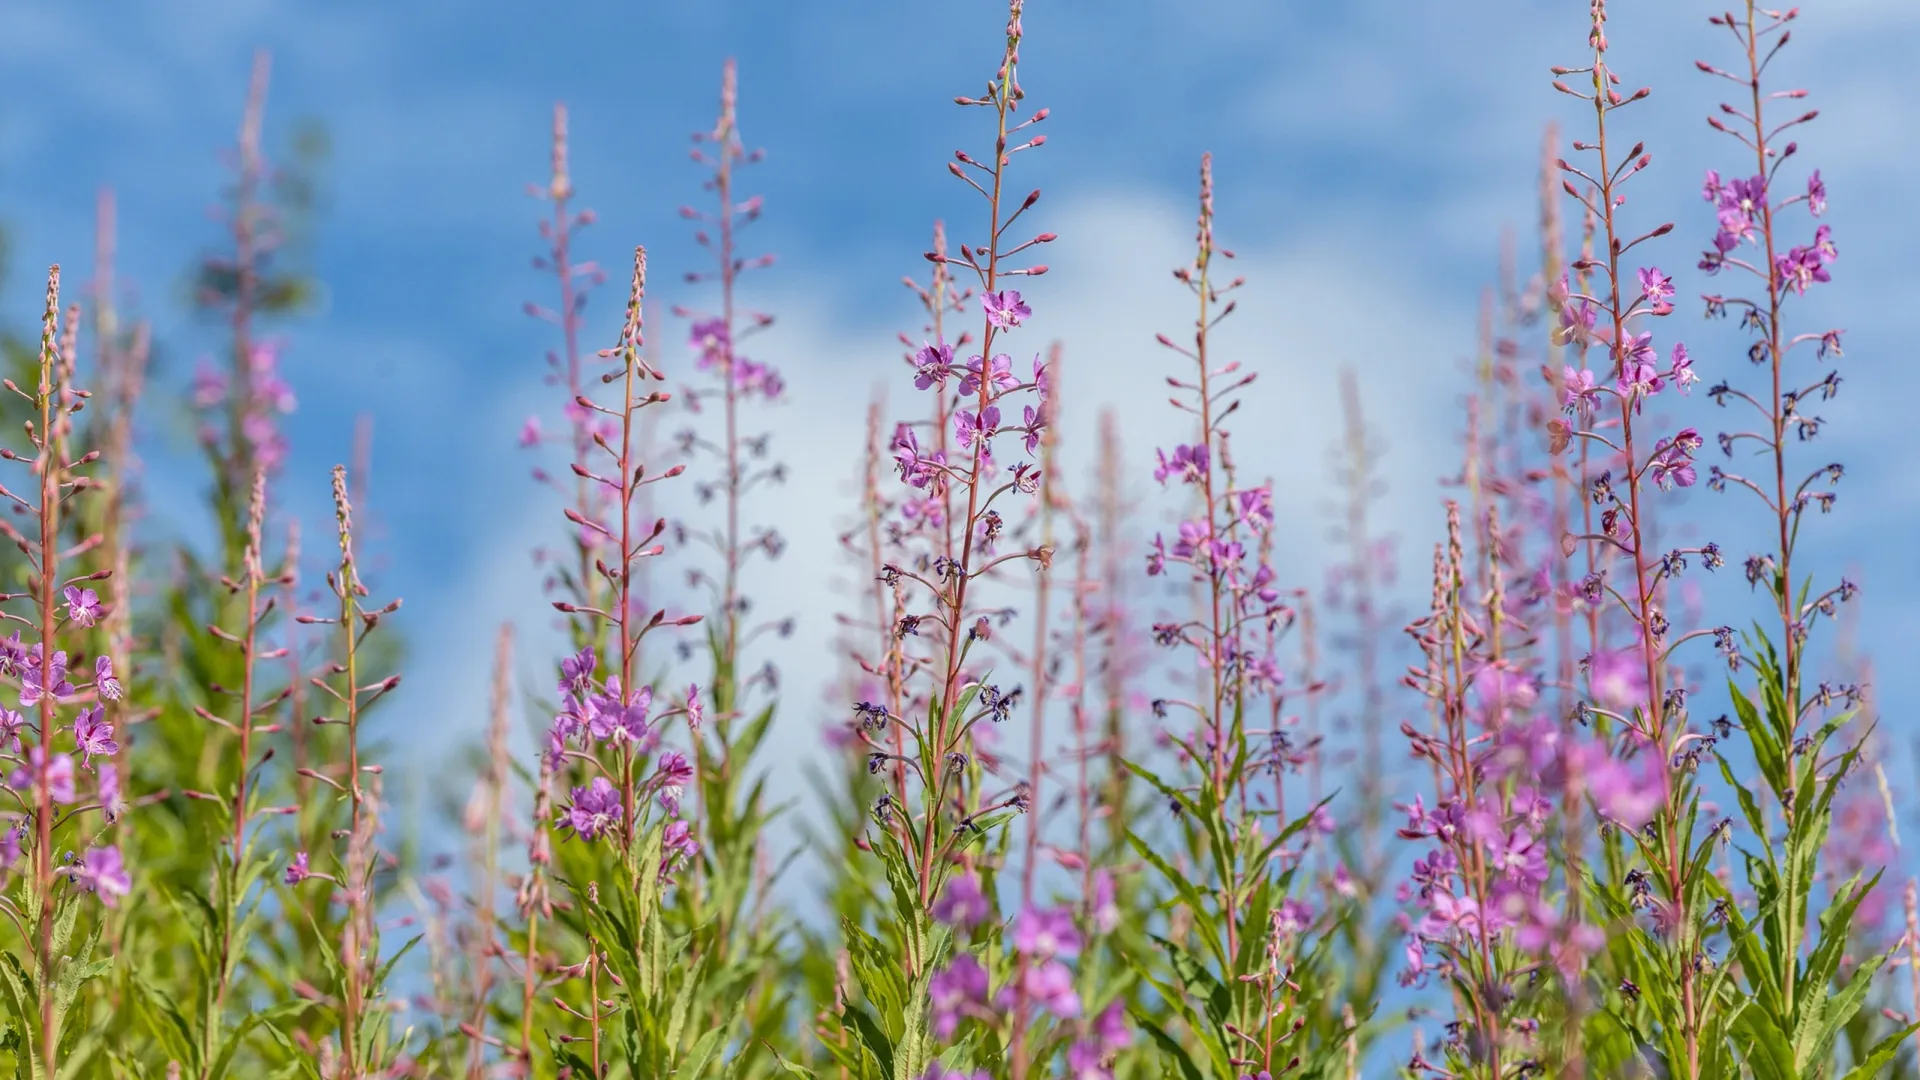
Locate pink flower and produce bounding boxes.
[933,873,993,929]
[981,290,1031,329]
[1013,905,1081,959]
[71,846,130,905]
[63,587,102,629]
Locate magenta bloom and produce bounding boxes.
[1021,959,1081,1018]
[1013,905,1081,959]
[981,289,1031,329]
[1274,898,1315,936]
[15,749,77,805]
[21,647,73,707]
[1636,267,1673,307]
[64,587,103,629]
[559,647,596,697]
[1093,999,1131,1051]
[1806,169,1826,216]
[958,353,1017,398]
[1089,869,1119,933]
[1152,443,1209,486]
[661,818,700,876]
[930,953,989,1038]
[685,684,704,731]
[933,873,993,929]
[954,406,1000,452]
[1236,484,1274,532]
[72,846,130,906]
[1587,649,1648,712]
[93,656,123,702]
[518,416,542,447]
[1562,366,1601,416]
[1066,1041,1111,1080]
[914,342,954,391]
[653,751,693,815]
[98,762,123,816]
[72,706,116,767]
[562,776,624,841]
[284,851,312,885]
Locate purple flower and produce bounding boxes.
[98,762,122,817]
[653,751,693,815]
[518,416,542,448]
[1580,744,1666,829]
[1649,429,1700,491]
[1636,267,1673,307]
[1020,404,1049,455]
[690,317,731,369]
[914,342,955,391]
[1274,898,1314,936]
[933,873,993,929]
[284,851,312,885]
[71,846,130,906]
[1587,650,1648,711]
[892,425,945,490]
[596,685,653,745]
[20,648,73,708]
[981,290,1031,330]
[954,407,1000,452]
[1236,484,1274,532]
[1013,905,1081,959]
[1022,960,1081,1018]
[1716,174,1765,240]
[559,647,596,697]
[1806,169,1826,217]
[1169,519,1211,561]
[561,776,624,841]
[1066,1041,1112,1080]
[958,353,1017,398]
[72,706,116,767]
[1153,444,1209,486]
[93,656,123,701]
[1557,297,1600,347]
[14,749,76,805]
[1670,343,1697,392]
[930,953,989,1038]
[1490,828,1548,893]
[1562,366,1602,417]
[192,361,228,408]
[1093,999,1131,1052]
[662,818,700,875]
[685,684,704,731]
[63,587,102,629]
[1089,869,1119,933]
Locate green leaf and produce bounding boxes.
[842,1002,894,1080]
[1129,1009,1205,1080]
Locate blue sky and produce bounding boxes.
[2,0,1916,874]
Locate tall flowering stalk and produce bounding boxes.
[282,465,406,1076]
[1548,6,1725,1075]
[674,59,790,961]
[522,102,614,654]
[537,249,749,1075]
[1689,3,1911,1072]
[0,267,124,1077]
[191,51,306,567]
[824,4,1064,1077]
[1127,155,1337,1080]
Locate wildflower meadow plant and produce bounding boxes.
[0,1,1912,1078]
